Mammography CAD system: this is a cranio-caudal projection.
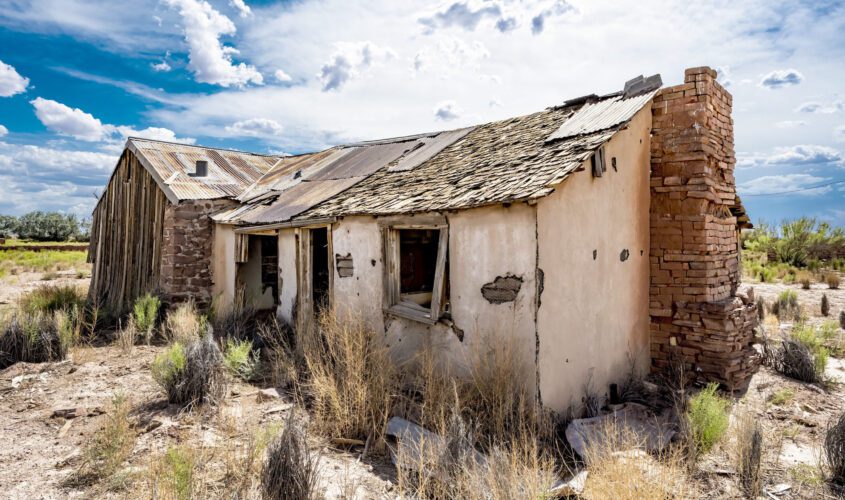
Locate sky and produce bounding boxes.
[0,0,844,224]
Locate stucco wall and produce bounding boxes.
[536,105,652,412]
[329,205,537,386]
[211,223,236,311]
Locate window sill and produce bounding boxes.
[384,302,437,325]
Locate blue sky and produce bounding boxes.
[0,0,844,224]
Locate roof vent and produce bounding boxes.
[190,160,208,177]
[623,74,662,98]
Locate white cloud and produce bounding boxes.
[835,126,845,143]
[165,0,263,87]
[740,174,832,196]
[434,100,461,121]
[759,68,803,89]
[766,144,841,165]
[418,1,503,33]
[0,59,30,97]
[274,69,293,82]
[530,0,575,35]
[229,0,251,18]
[0,125,7,137]
[774,120,806,128]
[318,41,395,91]
[795,99,843,114]
[715,65,732,87]
[413,36,490,75]
[225,118,284,137]
[152,61,172,72]
[31,97,107,141]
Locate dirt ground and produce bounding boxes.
[1,269,845,498]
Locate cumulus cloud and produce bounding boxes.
[0,59,30,97]
[165,0,263,87]
[318,41,395,91]
[531,0,575,35]
[31,97,193,148]
[229,0,251,18]
[419,1,502,33]
[225,118,284,137]
[152,60,172,72]
[0,125,7,137]
[795,99,843,114]
[766,144,841,165]
[274,69,292,82]
[434,100,461,121]
[31,97,107,141]
[759,68,803,89]
[740,174,832,196]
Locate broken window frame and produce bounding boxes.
[379,214,449,325]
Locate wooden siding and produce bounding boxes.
[88,149,168,313]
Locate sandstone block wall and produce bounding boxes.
[160,199,235,311]
[649,67,759,389]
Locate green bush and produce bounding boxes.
[687,383,730,454]
[151,343,187,390]
[223,338,258,381]
[133,294,160,343]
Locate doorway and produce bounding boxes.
[310,227,330,312]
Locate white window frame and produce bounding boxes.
[379,215,449,324]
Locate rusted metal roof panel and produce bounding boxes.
[387,127,475,172]
[305,141,419,181]
[545,90,657,142]
[128,138,280,201]
[237,149,338,201]
[237,177,366,224]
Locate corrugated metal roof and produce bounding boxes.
[544,90,657,142]
[127,138,280,203]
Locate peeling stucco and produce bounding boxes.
[480,274,523,304]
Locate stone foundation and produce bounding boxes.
[160,199,235,311]
[649,67,760,390]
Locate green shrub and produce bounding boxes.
[151,335,226,407]
[223,338,257,381]
[151,446,198,500]
[758,267,775,283]
[132,294,160,343]
[687,383,730,454]
[19,284,86,315]
[822,294,830,317]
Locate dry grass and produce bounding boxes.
[826,413,845,486]
[164,301,205,344]
[146,445,206,500]
[151,335,227,408]
[0,310,77,368]
[827,272,841,290]
[68,394,137,489]
[797,270,813,290]
[299,310,396,449]
[261,412,321,500]
[732,410,763,498]
[115,317,138,355]
[219,422,282,497]
[580,423,696,499]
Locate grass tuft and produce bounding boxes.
[261,412,321,500]
[164,301,206,344]
[19,283,86,315]
[826,413,845,485]
[687,383,730,455]
[72,394,136,487]
[223,338,258,381]
[132,293,160,344]
[151,335,227,407]
[733,411,763,498]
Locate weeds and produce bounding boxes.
[772,290,801,322]
[261,412,321,500]
[687,383,729,454]
[133,294,160,344]
[148,445,201,500]
[151,335,227,407]
[0,311,74,368]
[71,394,136,487]
[257,319,298,387]
[116,317,138,354]
[223,338,258,381]
[768,388,795,406]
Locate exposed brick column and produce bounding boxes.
[160,199,235,311]
[649,67,759,389]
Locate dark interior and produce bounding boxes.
[311,227,330,311]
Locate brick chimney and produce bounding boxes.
[649,67,759,389]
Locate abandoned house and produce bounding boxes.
[88,66,758,412]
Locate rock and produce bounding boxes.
[257,387,285,402]
[549,470,588,497]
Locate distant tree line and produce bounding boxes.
[0,211,90,242]
[742,217,845,267]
